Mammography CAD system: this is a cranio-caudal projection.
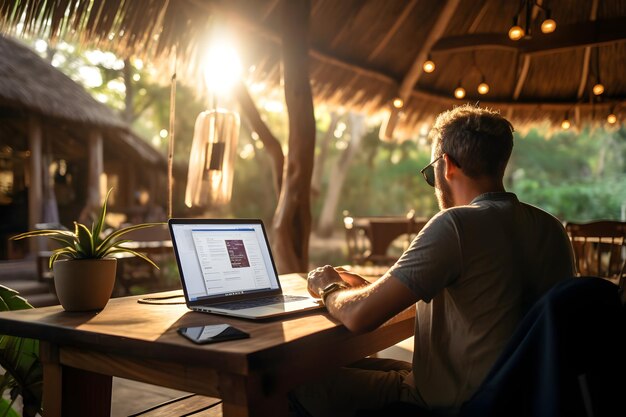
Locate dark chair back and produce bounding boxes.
[461,277,626,417]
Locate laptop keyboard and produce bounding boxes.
[212,295,310,310]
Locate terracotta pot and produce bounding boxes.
[53,258,117,312]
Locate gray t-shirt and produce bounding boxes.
[388,192,575,414]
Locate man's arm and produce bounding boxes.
[308,265,418,334]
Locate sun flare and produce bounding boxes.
[202,40,242,95]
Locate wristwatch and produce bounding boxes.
[319,282,348,305]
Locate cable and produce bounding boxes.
[137,293,186,305]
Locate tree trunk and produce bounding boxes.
[317,113,365,237]
[123,58,134,123]
[311,112,340,199]
[235,80,284,197]
[271,0,316,273]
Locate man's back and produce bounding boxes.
[389,192,575,413]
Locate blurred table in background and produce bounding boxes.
[343,213,428,266]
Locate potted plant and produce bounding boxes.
[11,189,164,312]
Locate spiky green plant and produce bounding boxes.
[11,189,164,269]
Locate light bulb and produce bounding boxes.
[423,60,435,73]
[454,87,466,99]
[508,25,525,41]
[392,98,404,109]
[541,18,556,34]
[607,113,617,124]
[592,83,605,96]
[561,119,571,130]
[477,82,490,95]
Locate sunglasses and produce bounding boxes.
[420,155,444,187]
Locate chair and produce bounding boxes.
[460,277,626,417]
[358,277,626,417]
[565,221,626,284]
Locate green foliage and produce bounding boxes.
[315,126,438,221]
[508,126,626,221]
[10,189,164,268]
[0,286,42,417]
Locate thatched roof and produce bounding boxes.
[0,34,125,128]
[2,0,625,138]
[0,33,165,166]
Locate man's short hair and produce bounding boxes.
[429,104,514,179]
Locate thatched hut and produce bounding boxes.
[0,34,166,259]
[2,0,624,271]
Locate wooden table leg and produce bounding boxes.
[220,373,288,417]
[40,342,112,417]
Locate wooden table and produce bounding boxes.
[347,216,428,265]
[0,274,414,417]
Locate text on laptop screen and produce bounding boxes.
[170,223,280,301]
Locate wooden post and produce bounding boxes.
[27,115,43,253]
[271,0,316,273]
[87,130,103,208]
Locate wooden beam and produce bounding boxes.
[575,0,599,127]
[381,0,461,140]
[410,87,626,111]
[513,54,531,100]
[467,0,490,34]
[27,114,43,254]
[431,17,626,56]
[367,0,418,61]
[329,1,368,49]
[309,49,397,85]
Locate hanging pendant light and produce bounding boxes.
[422,55,435,73]
[561,112,571,130]
[454,85,466,99]
[592,82,605,96]
[185,109,240,208]
[540,11,557,33]
[509,1,557,40]
[607,107,617,124]
[477,76,490,95]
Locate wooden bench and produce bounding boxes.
[128,394,222,417]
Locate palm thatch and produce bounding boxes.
[0,34,125,128]
[2,0,625,138]
[0,33,164,162]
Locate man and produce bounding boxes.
[295,105,575,416]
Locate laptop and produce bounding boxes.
[168,218,323,319]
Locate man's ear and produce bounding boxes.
[443,153,459,181]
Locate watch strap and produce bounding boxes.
[320,282,348,305]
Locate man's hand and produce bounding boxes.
[308,266,371,298]
[307,265,343,298]
[334,267,370,287]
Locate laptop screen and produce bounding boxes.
[169,220,281,302]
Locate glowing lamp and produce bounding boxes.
[454,87,466,99]
[592,83,605,96]
[423,60,435,73]
[541,18,557,33]
[607,113,617,124]
[561,118,571,130]
[508,26,524,41]
[393,98,404,109]
[477,82,490,95]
